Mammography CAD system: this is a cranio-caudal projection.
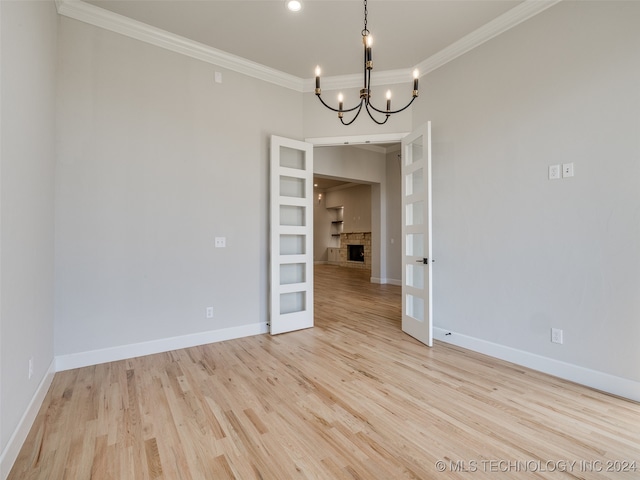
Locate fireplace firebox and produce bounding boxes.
[347,244,365,262]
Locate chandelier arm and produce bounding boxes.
[316,94,362,113]
[364,102,390,125]
[367,95,417,115]
[340,101,365,126]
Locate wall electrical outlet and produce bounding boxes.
[551,328,563,344]
[206,307,214,319]
[215,237,226,248]
[549,164,561,180]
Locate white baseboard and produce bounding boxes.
[56,322,269,371]
[1,360,56,480]
[434,327,640,402]
[370,277,402,286]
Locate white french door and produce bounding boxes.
[269,136,314,334]
[401,123,433,346]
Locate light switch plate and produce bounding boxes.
[562,163,574,178]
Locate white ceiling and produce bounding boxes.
[85,0,524,79]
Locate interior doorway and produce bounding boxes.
[301,133,405,334]
[310,140,402,286]
[311,145,403,334]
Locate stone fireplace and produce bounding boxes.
[340,232,371,270]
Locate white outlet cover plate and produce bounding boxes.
[551,328,563,344]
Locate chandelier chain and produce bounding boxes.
[362,0,369,37]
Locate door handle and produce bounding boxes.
[416,258,428,264]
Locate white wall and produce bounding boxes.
[314,145,386,183]
[326,185,372,233]
[0,0,57,471]
[54,17,303,358]
[312,187,332,262]
[415,1,640,386]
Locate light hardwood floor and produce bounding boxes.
[9,265,640,479]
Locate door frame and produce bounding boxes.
[305,133,408,147]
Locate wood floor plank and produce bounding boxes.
[8,264,640,479]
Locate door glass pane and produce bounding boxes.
[405,136,423,166]
[405,168,423,197]
[280,235,306,255]
[280,146,306,170]
[406,264,424,289]
[280,263,306,285]
[406,201,424,227]
[280,176,305,198]
[280,291,306,314]
[280,205,305,226]
[406,233,424,257]
[406,294,424,322]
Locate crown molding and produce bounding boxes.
[55,0,305,92]
[415,0,562,77]
[57,0,561,94]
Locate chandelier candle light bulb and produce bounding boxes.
[314,0,420,125]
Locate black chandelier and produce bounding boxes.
[314,0,419,125]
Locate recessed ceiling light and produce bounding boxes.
[287,1,302,12]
